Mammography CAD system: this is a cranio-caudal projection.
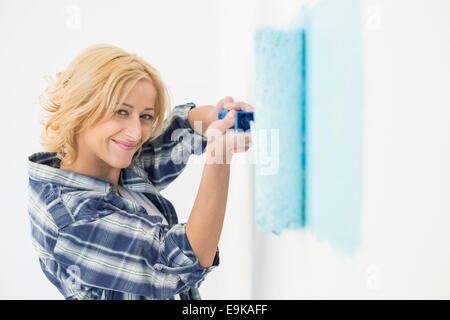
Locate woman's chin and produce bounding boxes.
[107,155,133,169]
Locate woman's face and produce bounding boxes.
[78,78,156,169]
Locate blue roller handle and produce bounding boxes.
[218,108,254,132]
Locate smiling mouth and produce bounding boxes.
[112,139,137,151]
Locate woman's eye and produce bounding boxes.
[116,109,153,120]
[142,114,154,121]
[116,109,128,116]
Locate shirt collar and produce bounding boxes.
[27,152,157,195]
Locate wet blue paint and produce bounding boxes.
[253,0,364,255]
[253,27,307,234]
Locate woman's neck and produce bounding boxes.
[60,161,121,193]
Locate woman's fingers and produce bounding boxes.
[223,101,254,153]
[217,96,234,109]
[227,131,252,153]
[224,101,254,112]
[207,120,253,156]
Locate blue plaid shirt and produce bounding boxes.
[27,102,220,300]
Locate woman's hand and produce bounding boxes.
[209,96,255,121]
[205,97,254,164]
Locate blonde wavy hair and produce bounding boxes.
[38,43,171,168]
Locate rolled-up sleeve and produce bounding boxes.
[139,102,208,192]
[53,209,219,300]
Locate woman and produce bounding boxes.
[27,43,253,300]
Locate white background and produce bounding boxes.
[1,0,449,299]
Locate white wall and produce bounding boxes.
[249,0,450,299]
[361,0,450,298]
[1,0,449,299]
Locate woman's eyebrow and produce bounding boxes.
[121,102,154,111]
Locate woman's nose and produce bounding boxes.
[124,117,142,141]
